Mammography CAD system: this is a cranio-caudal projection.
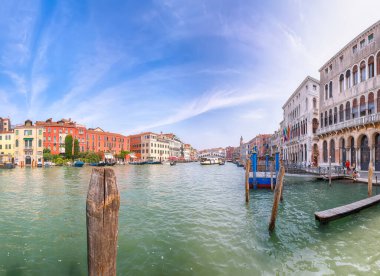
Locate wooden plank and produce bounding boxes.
[87,168,120,276]
[315,194,380,223]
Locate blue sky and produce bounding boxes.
[1,0,380,149]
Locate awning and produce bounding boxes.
[105,153,114,159]
[23,138,33,140]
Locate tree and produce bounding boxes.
[65,135,73,159]
[43,148,53,161]
[74,139,80,158]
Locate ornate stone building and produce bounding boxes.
[316,20,380,170]
[282,76,320,165]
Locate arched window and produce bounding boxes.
[329,109,333,125]
[368,56,375,78]
[377,90,380,113]
[377,52,380,76]
[313,98,317,109]
[323,141,328,163]
[324,111,328,126]
[334,107,338,124]
[360,95,366,116]
[330,139,335,162]
[339,104,344,122]
[353,65,359,85]
[320,113,324,128]
[360,61,366,82]
[339,74,344,92]
[368,92,375,114]
[329,81,333,98]
[346,70,351,89]
[313,118,318,134]
[345,101,351,120]
[352,99,358,118]
[325,84,328,100]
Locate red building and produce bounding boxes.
[86,127,129,156]
[127,133,142,160]
[36,118,87,155]
[225,146,236,161]
[249,134,272,157]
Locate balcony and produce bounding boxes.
[317,112,380,135]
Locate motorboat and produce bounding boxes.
[73,160,85,167]
[200,157,219,165]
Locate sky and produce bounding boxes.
[1,0,380,149]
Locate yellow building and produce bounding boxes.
[0,131,15,164]
[14,120,44,167]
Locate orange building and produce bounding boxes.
[86,127,129,156]
[127,133,142,159]
[36,118,87,155]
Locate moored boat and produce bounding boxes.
[73,160,85,167]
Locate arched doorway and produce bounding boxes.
[313,144,319,167]
[25,156,32,165]
[349,137,356,167]
[340,138,346,167]
[375,133,380,171]
[323,141,328,163]
[360,135,370,170]
[330,139,335,162]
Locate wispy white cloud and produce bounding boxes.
[130,87,271,133]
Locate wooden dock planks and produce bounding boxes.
[315,194,380,223]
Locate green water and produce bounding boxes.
[1,163,380,275]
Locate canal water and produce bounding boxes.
[1,163,380,275]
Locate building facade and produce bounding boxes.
[316,21,380,170]
[0,130,14,163]
[86,127,129,157]
[14,120,44,166]
[281,76,320,165]
[36,118,87,155]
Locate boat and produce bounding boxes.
[200,157,219,165]
[146,160,162,165]
[129,161,147,165]
[218,159,225,165]
[170,161,176,166]
[73,160,85,167]
[37,161,43,168]
[105,161,116,166]
[90,161,106,166]
[0,163,15,169]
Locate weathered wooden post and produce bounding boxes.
[368,162,373,197]
[269,166,285,232]
[87,168,120,276]
[245,158,251,203]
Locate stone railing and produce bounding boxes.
[317,113,380,135]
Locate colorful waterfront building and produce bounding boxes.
[281,76,320,165]
[86,127,129,159]
[0,117,11,132]
[35,118,87,155]
[0,117,14,163]
[14,120,44,166]
[140,132,170,161]
[316,20,380,171]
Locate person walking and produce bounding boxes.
[345,160,350,174]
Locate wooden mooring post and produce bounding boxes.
[245,159,251,203]
[87,168,120,276]
[368,162,373,197]
[268,166,285,232]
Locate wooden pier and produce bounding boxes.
[315,194,380,223]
